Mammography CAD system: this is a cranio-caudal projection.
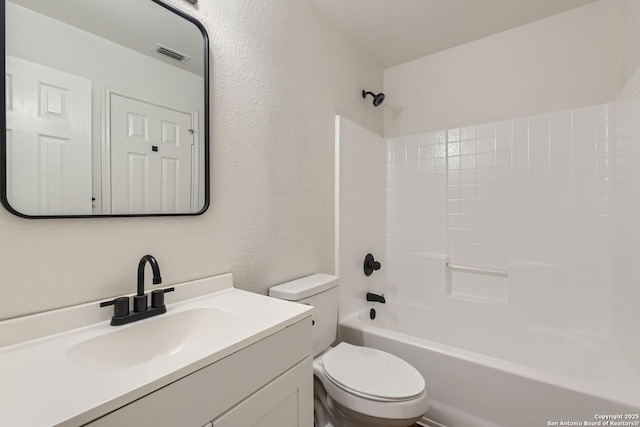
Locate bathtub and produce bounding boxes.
[339,300,640,427]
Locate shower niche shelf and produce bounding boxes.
[445,261,509,305]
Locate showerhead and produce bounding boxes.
[362,90,385,107]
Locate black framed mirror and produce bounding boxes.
[1,0,209,218]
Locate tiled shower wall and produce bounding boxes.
[387,104,614,335]
[335,116,386,320]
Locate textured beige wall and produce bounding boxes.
[0,0,382,320]
[383,0,621,138]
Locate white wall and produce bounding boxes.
[612,0,640,376]
[0,0,383,320]
[383,0,621,138]
[6,3,203,110]
[620,0,640,86]
[335,116,386,319]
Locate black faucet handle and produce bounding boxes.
[134,294,148,313]
[364,253,382,276]
[151,287,175,309]
[100,296,130,318]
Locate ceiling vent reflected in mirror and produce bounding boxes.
[152,43,191,63]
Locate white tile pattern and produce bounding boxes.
[387,104,613,334]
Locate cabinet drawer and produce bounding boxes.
[85,318,311,427]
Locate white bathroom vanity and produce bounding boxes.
[0,274,313,427]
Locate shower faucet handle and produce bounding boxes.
[364,253,381,276]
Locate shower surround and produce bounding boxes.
[334,69,640,423]
[333,2,640,424]
[386,103,614,337]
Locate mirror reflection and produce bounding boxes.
[3,0,208,217]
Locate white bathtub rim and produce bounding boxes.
[340,309,640,410]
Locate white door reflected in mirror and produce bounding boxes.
[6,56,92,215]
[109,94,197,215]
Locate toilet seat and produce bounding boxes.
[313,343,429,421]
[322,343,425,401]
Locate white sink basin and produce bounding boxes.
[67,307,242,370]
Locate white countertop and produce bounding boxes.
[0,274,312,427]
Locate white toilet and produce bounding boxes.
[269,274,429,427]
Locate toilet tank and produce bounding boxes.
[269,274,338,357]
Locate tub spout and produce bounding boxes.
[366,292,386,303]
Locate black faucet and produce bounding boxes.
[134,255,163,312]
[100,255,174,326]
[366,292,386,303]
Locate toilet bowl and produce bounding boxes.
[313,343,428,426]
[269,274,429,427]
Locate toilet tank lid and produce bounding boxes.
[269,273,338,301]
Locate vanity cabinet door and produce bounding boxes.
[213,356,313,427]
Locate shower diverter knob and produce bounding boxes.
[364,253,381,276]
